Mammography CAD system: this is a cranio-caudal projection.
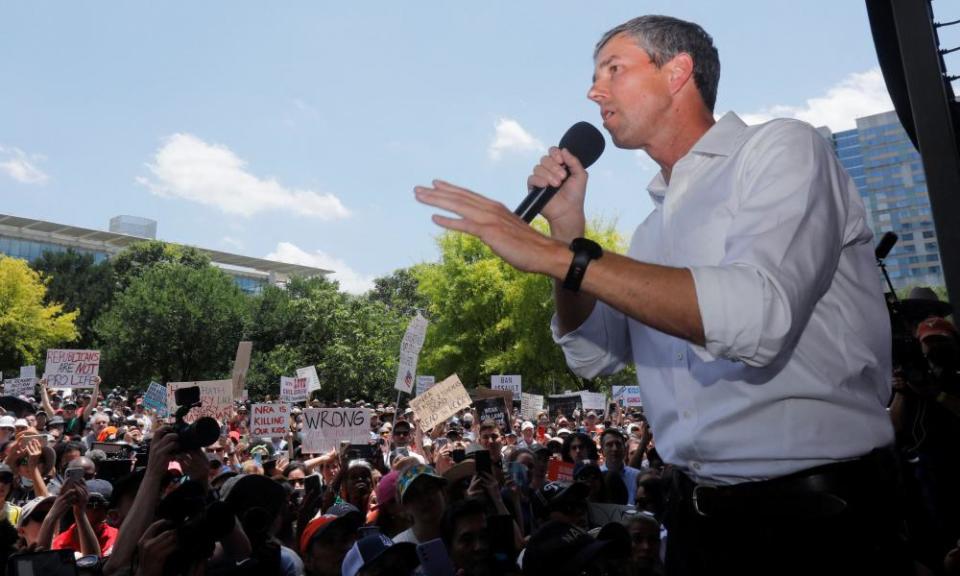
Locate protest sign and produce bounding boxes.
[612,386,643,407]
[20,366,36,379]
[301,408,369,454]
[166,380,234,423]
[472,396,512,434]
[490,375,521,397]
[232,342,253,398]
[471,386,514,409]
[409,374,472,431]
[415,375,435,396]
[296,366,321,393]
[580,391,608,412]
[44,349,100,388]
[143,382,168,416]
[394,312,429,394]
[588,503,639,527]
[280,376,309,404]
[521,393,544,421]
[547,460,575,483]
[547,394,582,419]
[250,403,290,438]
[3,378,34,397]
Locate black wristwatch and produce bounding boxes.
[562,237,603,292]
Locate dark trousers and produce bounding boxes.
[662,449,913,576]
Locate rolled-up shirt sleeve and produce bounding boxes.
[551,301,631,379]
[689,121,847,367]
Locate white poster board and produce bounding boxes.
[280,376,309,404]
[166,380,234,423]
[44,349,100,388]
[612,386,643,407]
[296,366,321,393]
[520,392,544,421]
[491,375,521,397]
[394,313,429,394]
[3,378,35,397]
[250,403,290,438]
[301,408,370,454]
[580,391,608,411]
[415,375,435,396]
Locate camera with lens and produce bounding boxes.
[172,386,221,452]
[156,480,236,575]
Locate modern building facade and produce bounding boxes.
[823,109,942,290]
[0,213,329,294]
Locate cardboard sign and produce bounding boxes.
[491,375,521,397]
[409,373,472,431]
[612,386,643,407]
[166,380,234,423]
[472,396,512,434]
[301,408,370,454]
[251,403,290,438]
[296,366,321,393]
[231,342,253,398]
[143,382,168,416]
[546,460,575,483]
[415,375,435,396]
[547,394,582,420]
[280,376,309,404]
[3,378,35,397]
[394,313,429,394]
[520,393,544,421]
[580,391,608,412]
[471,386,514,410]
[44,349,100,388]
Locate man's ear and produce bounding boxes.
[667,53,696,95]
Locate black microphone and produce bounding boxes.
[514,122,605,223]
[875,231,898,261]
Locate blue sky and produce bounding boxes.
[1,2,940,293]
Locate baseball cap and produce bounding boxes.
[916,317,958,342]
[46,415,65,427]
[298,502,363,554]
[17,496,55,529]
[85,479,114,504]
[521,421,535,431]
[0,416,15,430]
[13,419,28,428]
[397,464,447,504]
[523,521,612,576]
[375,470,402,506]
[341,533,418,576]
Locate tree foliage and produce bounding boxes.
[0,256,78,370]
[414,220,632,394]
[111,240,210,291]
[32,250,116,347]
[94,263,248,388]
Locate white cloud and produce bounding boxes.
[137,133,350,219]
[266,241,375,295]
[0,146,48,184]
[220,236,244,251]
[741,69,892,132]
[488,118,544,160]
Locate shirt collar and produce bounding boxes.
[646,111,747,203]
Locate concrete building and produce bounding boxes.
[0,213,329,293]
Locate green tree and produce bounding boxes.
[111,240,210,291]
[245,276,407,402]
[94,263,248,388]
[32,250,116,347]
[368,267,429,317]
[414,220,631,393]
[0,256,79,370]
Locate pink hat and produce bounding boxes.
[375,469,401,506]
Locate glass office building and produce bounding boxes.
[825,110,942,290]
[0,214,329,294]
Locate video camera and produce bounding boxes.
[157,480,235,575]
[172,386,221,451]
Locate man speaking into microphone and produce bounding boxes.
[415,15,905,575]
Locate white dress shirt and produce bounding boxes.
[554,112,894,485]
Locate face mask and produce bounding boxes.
[19,476,33,489]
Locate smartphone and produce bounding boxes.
[65,467,85,484]
[509,461,528,488]
[433,437,448,450]
[8,549,78,576]
[416,538,457,576]
[474,450,492,476]
[305,473,321,494]
[19,434,48,448]
[451,449,466,464]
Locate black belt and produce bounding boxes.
[669,448,896,519]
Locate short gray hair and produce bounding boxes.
[595,15,720,112]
